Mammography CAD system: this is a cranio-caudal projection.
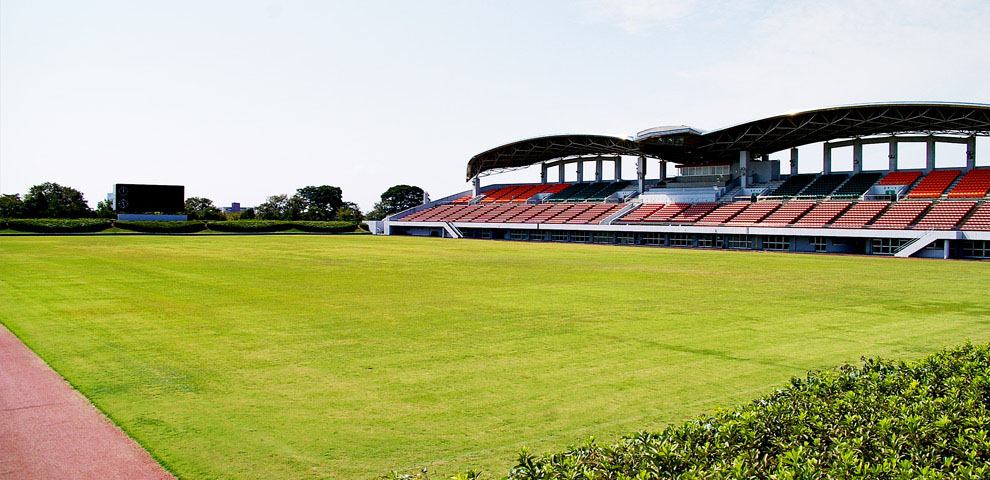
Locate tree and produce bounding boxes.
[285,194,307,220]
[184,197,223,220]
[94,198,116,218]
[256,194,288,220]
[335,201,363,222]
[295,185,344,220]
[22,182,92,218]
[238,208,256,220]
[0,194,25,218]
[367,185,424,220]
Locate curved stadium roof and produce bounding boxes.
[466,102,990,180]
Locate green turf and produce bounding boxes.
[1,235,988,479]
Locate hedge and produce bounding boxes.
[2,219,359,234]
[283,221,358,233]
[499,343,990,480]
[206,221,292,233]
[114,221,207,233]
[4,218,114,233]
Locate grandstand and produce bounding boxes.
[373,102,990,259]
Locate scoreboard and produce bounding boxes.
[114,184,184,214]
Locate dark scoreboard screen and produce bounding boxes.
[114,184,184,213]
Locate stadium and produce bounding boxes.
[376,102,990,259]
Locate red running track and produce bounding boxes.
[0,324,174,480]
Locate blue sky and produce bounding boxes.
[2,0,989,210]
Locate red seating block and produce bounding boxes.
[911,201,977,230]
[907,170,961,198]
[618,204,665,223]
[828,202,889,229]
[869,201,931,229]
[694,202,749,226]
[792,202,852,228]
[724,202,781,226]
[755,201,816,227]
[878,171,922,186]
[670,203,719,223]
[960,203,990,231]
[643,203,690,222]
[947,169,990,198]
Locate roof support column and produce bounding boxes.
[595,159,603,182]
[888,139,898,172]
[540,162,548,183]
[790,147,799,175]
[823,142,832,175]
[557,163,566,183]
[967,136,977,171]
[926,137,936,172]
[853,139,863,173]
[739,151,749,189]
[637,156,646,193]
[472,176,480,196]
[614,158,622,181]
[576,161,584,183]
[658,160,667,182]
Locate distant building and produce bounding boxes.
[223,202,252,214]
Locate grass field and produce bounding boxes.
[1,235,988,479]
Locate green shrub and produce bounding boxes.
[6,218,113,233]
[206,221,293,233]
[115,220,206,233]
[286,221,357,233]
[505,343,990,480]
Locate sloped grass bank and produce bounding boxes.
[502,343,990,480]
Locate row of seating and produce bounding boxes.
[906,170,960,198]
[400,203,623,225]
[948,169,990,198]
[763,169,989,200]
[831,172,884,198]
[962,203,990,231]
[616,199,981,230]
[767,174,816,197]
[408,197,985,231]
[797,174,849,198]
[455,183,573,204]
[546,181,630,203]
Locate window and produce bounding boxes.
[551,231,568,242]
[678,164,730,176]
[697,234,722,248]
[812,236,827,253]
[763,235,790,251]
[509,230,528,241]
[571,231,590,243]
[642,232,664,246]
[480,229,493,240]
[669,233,694,247]
[530,231,549,242]
[593,232,613,244]
[962,240,990,258]
[616,232,636,244]
[871,238,909,255]
[726,235,751,249]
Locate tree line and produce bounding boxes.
[1,182,426,221]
